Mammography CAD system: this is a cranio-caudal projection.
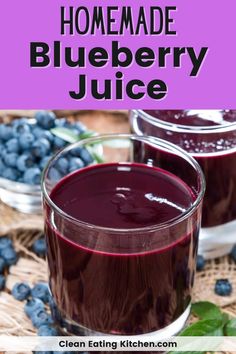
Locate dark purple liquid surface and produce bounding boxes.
[45,163,198,334]
[145,110,236,128]
[51,163,193,229]
[139,110,236,227]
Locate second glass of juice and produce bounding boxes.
[42,134,205,338]
[131,110,236,258]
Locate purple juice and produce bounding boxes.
[45,162,199,335]
[135,110,236,227]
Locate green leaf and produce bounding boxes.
[224,319,236,336]
[86,145,104,163]
[51,127,79,143]
[79,130,96,139]
[180,319,223,336]
[90,151,104,163]
[51,127,104,163]
[51,127,96,143]
[191,301,223,320]
[222,312,229,325]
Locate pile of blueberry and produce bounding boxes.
[0,234,71,353]
[12,280,88,354]
[0,111,93,185]
[8,242,58,335]
[0,236,18,290]
[12,281,56,333]
[0,235,47,291]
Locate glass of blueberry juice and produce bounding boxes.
[42,134,205,338]
[131,110,236,259]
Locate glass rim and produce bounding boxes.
[41,133,205,234]
[135,109,236,134]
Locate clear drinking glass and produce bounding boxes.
[131,110,236,258]
[42,134,205,338]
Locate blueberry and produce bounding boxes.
[230,245,236,263]
[72,121,86,134]
[12,282,31,301]
[20,149,32,157]
[0,125,5,140]
[70,146,83,157]
[24,298,45,318]
[70,128,80,136]
[39,155,52,171]
[12,118,28,126]
[32,138,50,158]
[19,132,35,149]
[48,296,57,311]
[17,154,35,172]
[2,167,20,181]
[0,145,4,157]
[3,152,18,167]
[39,155,52,170]
[39,130,54,144]
[0,157,6,173]
[32,127,54,144]
[0,125,13,141]
[32,238,46,257]
[32,126,44,139]
[55,118,67,127]
[31,282,50,303]
[48,297,63,324]
[56,157,69,174]
[4,125,14,140]
[69,157,84,173]
[0,236,13,252]
[35,111,56,129]
[23,167,41,185]
[0,147,8,159]
[1,246,18,265]
[6,138,20,153]
[196,255,205,271]
[31,309,53,328]
[38,324,59,336]
[0,275,6,290]
[13,123,30,137]
[39,156,52,170]
[53,136,66,150]
[79,148,93,165]
[0,257,6,273]
[215,279,232,296]
[48,167,62,182]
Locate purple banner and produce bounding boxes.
[0,0,234,108]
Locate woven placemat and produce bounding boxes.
[0,202,43,234]
[0,228,235,337]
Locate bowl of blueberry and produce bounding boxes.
[0,111,99,214]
